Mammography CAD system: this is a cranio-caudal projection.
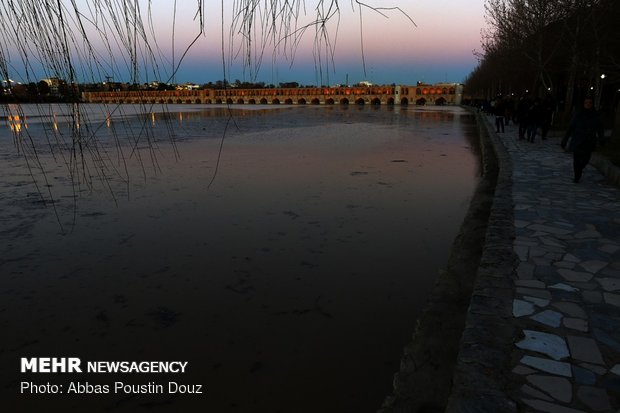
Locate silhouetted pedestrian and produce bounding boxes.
[504,96,515,126]
[526,98,541,143]
[516,96,530,140]
[495,97,505,133]
[561,97,605,183]
[540,94,555,140]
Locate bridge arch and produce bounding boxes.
[340,98,349,105]
[83,83,462,107]
[226,98,233,104]
[249,99,256,104]
[436,97,446,106]
[272,98,280,104]
[260,98,268,104]
[416,97,426,105]
[216,98,223,104]
[311,98,320,105]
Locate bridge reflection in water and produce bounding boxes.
[82,83,463,107]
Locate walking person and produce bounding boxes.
[561,96,605,183]
[516,95,530,140]
[540,94,555,140]
[504,96,515,126]
[495,97,505,133]
[526,98,541,143]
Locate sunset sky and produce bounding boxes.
[162,0,488,86]
[4,1,488,86]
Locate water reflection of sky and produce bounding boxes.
[0,105,479,412]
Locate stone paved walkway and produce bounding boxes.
[442,111,620,413]
[496,117,620,412]
[498,117,620,413]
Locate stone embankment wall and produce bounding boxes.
[444,112,518,412]
[379,109,514,412]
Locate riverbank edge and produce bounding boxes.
[444,112,519,412]
[379,108,512,412]
[379,110,620,413]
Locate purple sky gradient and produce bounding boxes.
[4,1,487,86]
[165,1,487,85]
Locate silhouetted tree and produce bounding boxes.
[37,80,51,96]
[468,0,620,134]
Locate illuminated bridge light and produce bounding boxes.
[81,83,463,106]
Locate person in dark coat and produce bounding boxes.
[516,95,530,140]
[561,97,605,183]
[494,97,505,133]
[526,98,542,143]
[540,94,555,140]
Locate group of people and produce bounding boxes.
[488,94,555,142]
[479,94,606,184]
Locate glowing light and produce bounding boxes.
[8,115,25,133]
[74,107,81,130]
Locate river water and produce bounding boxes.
[0,104,480,412]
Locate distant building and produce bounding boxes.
[42,77,62,95]
[177,83,200,91]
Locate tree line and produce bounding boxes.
[465,0,619,126]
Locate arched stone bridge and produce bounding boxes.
[82,84,463,106]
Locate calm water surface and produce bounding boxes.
[0,104,480,412]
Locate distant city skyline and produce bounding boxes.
[3,1,487,86]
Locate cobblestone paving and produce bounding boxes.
[497,119,620,413]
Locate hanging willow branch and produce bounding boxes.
[0,0,414,231]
